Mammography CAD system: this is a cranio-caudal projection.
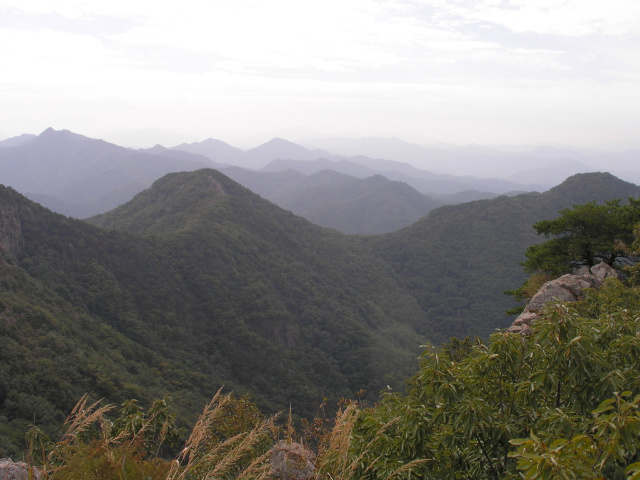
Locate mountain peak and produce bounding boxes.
[548,172,640,202]
[36,127,93,144]
[39,127,70,136]
[263,137,295,146]
[88,169,260,235]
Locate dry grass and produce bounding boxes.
[39,394,115,478]
[29,390,429,480]
[165,388,276,480]
[31,390,275,480]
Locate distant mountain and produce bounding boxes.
[259,158,536,195]
[0,129,537,231]
[243,138,333,169]
[507,158,596,186]
[168,137,333,170]
[0,133,36,148]
[296,175,443,235]
[169,138,245,165]
[260,158,379,177]
[171,136,541,192]
[432,190,503,204]
[0,128,209,218]
[301,136,444,165]
[303,136,599,183]
[140,144,225,167]
[223,168,442,234]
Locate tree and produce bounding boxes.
[522,199,640,277]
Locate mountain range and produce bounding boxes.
[0,129,543,233]
[300,136,640,185]
[0,129,210,218]
[0,130,638,456]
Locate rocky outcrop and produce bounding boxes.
[507,262,619,334]
[269,441,316,480]
[0,206,24,256]
[0,459,41,480]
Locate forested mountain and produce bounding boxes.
[0,129,210,218]
[0,170,429,455]
[370,172,640,340]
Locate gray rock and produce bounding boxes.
[269,441,316,480]
[0,459,41,480]
[507,262,619,334]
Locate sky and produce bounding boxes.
[1,0,639,148]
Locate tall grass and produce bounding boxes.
[27,391,427,480]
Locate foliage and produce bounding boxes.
[618,223,640,286]
[522,199,640,276]
[344,278,640,479]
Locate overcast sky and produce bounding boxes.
[1,0,639,148]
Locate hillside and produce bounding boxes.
[370,172,640,340]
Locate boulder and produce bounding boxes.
[269,441,316,480]
[507,262,619,334]
[0,459,41,480]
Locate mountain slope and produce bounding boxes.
[5,170,428,416]
[370,172,640,340]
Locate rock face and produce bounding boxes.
[0,205,24,256]
[269,441,316,480]
[0,459,41,480]
[507,263,619,335]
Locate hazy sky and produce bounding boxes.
[1,0,639,148]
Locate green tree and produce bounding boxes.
[522,199,640,276]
